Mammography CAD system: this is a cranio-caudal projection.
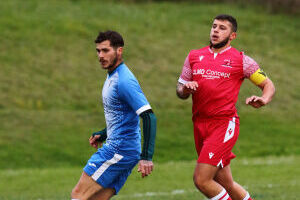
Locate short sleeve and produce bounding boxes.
[243,54,260,78]
[178,55,192,84]
[118,77,151,115]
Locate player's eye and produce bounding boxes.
[220,26,226,30]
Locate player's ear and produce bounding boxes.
[117,47,123,56]
[230,32,237,41]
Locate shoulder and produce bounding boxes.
[117,64,139,88]
[228,46,243,56]
[189,46,210,60]
[117,63,136,80]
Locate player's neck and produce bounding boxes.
[108,59,123,74]
[211,43,231,53]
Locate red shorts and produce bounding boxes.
[193,117,239,168]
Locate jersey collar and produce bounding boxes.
[208,46,232,54]
[108,62,124,76]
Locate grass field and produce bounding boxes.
[0,0,299,199]
[0,156,299,200]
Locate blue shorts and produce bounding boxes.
[83,146,139,194]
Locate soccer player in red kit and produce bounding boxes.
[176,14,275,200]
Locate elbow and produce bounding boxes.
[176,90,189,100]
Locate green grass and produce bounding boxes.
[0,0,299,169]
[1,1,299,199]
[0,156,299,200]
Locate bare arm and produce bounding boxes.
[246,78,275,108]
[176,81,198,99]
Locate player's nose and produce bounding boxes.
[99,52,105,59]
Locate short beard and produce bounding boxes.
[108,52,118,69]
[210,36,230,49]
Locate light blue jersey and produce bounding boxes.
[102,62,151,156]
[84,62,151,193]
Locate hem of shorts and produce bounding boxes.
[83,168,118,194]
[196,159,233,168]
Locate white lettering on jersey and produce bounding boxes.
[224,117,236,143]
[209,152,214,159]
[193,69,230,79]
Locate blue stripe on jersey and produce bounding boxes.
[102,63,150,155]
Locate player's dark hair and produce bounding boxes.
[214,14,238,32]
[94,30,124,48]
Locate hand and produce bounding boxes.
[89,135,103,149]
[246,95,268,108]
[137,160,154,178]
[183,81,198,94]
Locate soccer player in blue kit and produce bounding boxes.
[71,31,157,200]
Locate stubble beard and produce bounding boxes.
[101,52,118,71]
[108,53,118,69]
[210,36,230,49]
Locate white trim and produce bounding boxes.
[222,193,230,200]
[211,188,226,200]
[91,153,123,181]
[136,104,151,115]
[178,77,188,84]
[224,117,236,143]
[243,192,250,200]
[220,46,232,54]
[217,159,224,168]
[214,53,218,59]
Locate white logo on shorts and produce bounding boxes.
[209,152,214,159]
[224,117,236,143]
[88,162,96,167]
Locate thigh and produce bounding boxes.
[89,187,115,200]
[72,171,106,199]
[194,162,219,184]
[193,121,205,156]
[198,117,239,168]
[214,165,234,186]
[83,148,139,194]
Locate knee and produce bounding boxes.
[71,186,83,199]
[193,174,209,192]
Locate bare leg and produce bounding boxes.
[71,172,115,200]
[89,188,115,200]
[214,164,248,200]
[193,163,224,198]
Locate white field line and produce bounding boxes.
[238,156,296,166]
[115,189,200,199]
[114,156,299,199]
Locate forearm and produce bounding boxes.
[260,79,275,104]
[140,110,157,161]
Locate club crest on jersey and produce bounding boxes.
[199,56,204,61]
[221,59,232,68]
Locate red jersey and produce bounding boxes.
[179,46,259,119]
